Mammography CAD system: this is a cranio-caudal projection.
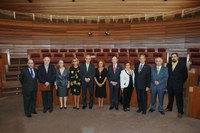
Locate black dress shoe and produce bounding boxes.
[43,108,47,113]
[82,106,86,109]
[136,109,142,113]
[127,108,130,111]
[60,107,63,110]
[64,107,67,109]
[142,111,146,114]
[31,111,37,114]
[49,108,53,112]
[89,106,93,109]
[177,113,183,118]
[26,114,32,118]
[149,109,155,112]
[159,111,165,115]
[164,108,172,112]
[123,108,127,112]
[76,107,80,110]
[109,106,114,110]
[115,107,119,110]
[73,106,76,109]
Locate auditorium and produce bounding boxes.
[0,0,200,133]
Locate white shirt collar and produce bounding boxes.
[157,66,161,69]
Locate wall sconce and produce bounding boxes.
[88,32,93,36]
[105,31,110,36]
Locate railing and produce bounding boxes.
[0,7,200,23]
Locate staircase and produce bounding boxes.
[2,58,27,95]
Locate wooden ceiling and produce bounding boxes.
[0,0,200,16]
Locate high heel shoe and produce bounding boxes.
[73,106,76,109]
[60,106,63,109]
[64,106,67,109]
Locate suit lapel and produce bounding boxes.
[26,67,32,78]
[111,64,114,74]
[139,64,145,74]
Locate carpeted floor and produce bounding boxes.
[0,95,199,133]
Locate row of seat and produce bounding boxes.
[188,48,200,53]
[28,48,166,53]
[33,57,159,68]
[29,52,166,60]
[28,48,168,68]
[188,48,200,69]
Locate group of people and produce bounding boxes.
[19,52,188,118]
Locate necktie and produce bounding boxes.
[30,68,34,78]
[138,64,143,73]
[113,64,116,74]
[157,67,160,75]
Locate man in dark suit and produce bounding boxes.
[108,56,123,110]
[165,53,188,118]
[134,54,151,114]
[19,59,38,118]
[38,57,56,113]
[80,55,95,109]
[149,57,168,115]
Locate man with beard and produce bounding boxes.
[165,53,188,118]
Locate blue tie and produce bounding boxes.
[30,68,34,78]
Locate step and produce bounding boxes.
[6,71,20,76]
[10,58,28,64]
[2,90,22,95]
[8,65,26,71]
[6,77,19,81]
[2,81,22,89]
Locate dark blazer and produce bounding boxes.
[134,62,151,89]
[80,63,95,83]
[107,64,123,83]
[151,66,168,90]
[167,61,188,89]
[38,64,56,84]
[19,67,38,92]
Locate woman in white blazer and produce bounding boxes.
[120,62,135,111]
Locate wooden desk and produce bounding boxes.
[36,83,152,108]
[187,86,200,119]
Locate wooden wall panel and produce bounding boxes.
[0,18,200,52]
[0,0,200,16]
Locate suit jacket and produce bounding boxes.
[120,69,135,89]
[167,61,188,89]
[108,64,123,83]
[151,66,168,90]
[19,67,38,92]
[38,64,56,84]
[56,68,69,88]
[134,62,151,90]
[80,63,95,84]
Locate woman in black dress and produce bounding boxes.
[69,58,81,110]
[55,60,69,109]
[94,60,107,108]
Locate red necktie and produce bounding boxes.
[113,64,116,74]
